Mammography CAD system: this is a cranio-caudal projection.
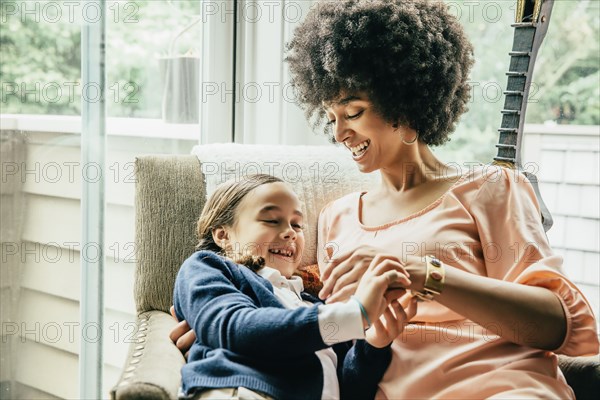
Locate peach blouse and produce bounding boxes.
[317,165,599,399]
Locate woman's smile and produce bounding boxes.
[348,139,371,159]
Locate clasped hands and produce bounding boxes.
[320,245,421,348]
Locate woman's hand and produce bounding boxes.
[321,245,421,303]
[319,245,388,302]
[169,306,196,360]
[366,296,418,348]
[352,255,411,328]
[320,245,427,303]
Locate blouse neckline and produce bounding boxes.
[357,173,468,231]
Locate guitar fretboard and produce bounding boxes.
[495,23,536,165]
[494,0,554,167]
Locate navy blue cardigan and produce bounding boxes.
[173,251,391,400]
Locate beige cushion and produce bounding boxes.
[192,143,379,267]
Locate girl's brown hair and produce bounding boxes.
[196,174,284,272]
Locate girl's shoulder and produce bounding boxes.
[181,250,241,279]
[186,250,228,267]
[193,250,276,283]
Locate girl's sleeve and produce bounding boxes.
[338,341,391,400]
[173,252,328,360]
[470,167,599,356]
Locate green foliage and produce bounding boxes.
[1,1,81,114]
[441,0,599,164]
[1,0,201,117]
[527,0,600,126]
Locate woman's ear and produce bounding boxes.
[212,227,230,250]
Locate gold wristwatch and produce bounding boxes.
[413,255,445,302]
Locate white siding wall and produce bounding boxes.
[1,125,196,399]
[523,124,600,316]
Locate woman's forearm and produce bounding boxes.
[322,249,569,350]
[434,266,567,350]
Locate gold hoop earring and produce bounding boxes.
[402,132,418,145]
[393,122,417,144]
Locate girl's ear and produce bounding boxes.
[212,227,230,250]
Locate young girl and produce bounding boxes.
[173,174,416,400]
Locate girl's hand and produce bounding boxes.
[366,296,418,348]
[169,306,196,360]
[352,256,412,327]
[320,245,403,303]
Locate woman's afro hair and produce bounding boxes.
[286,0,474,146]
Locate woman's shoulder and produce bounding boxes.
[456,164,542,215]
[453,163,531,192]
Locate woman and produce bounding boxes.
[173,1,598,398]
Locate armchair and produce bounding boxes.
[111,144,599,400]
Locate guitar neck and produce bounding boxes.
[494,0,554,168]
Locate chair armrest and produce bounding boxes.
[111,310,185,400]
[558,354,600,400]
